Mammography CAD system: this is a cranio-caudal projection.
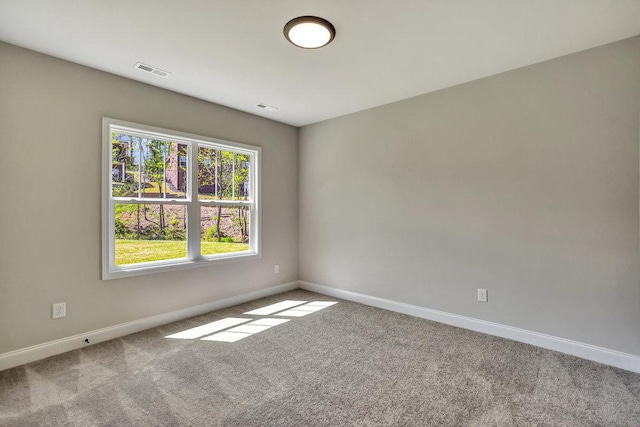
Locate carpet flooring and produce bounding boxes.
[1,289,639,426]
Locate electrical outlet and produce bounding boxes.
[274,264,280,274]
[52,302,66,319]
[477,289,488,303]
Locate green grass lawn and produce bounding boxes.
[115,239,249,265]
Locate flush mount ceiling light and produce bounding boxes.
[284,16,335,49]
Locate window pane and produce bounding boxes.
[114,203,187,265]
[111,134,140,198]
[198,146,218,200]
[198,148,251,201]
[201,205,250,256]
[139,138,187,199]
[218,150,235,200]
[234,153,250,201]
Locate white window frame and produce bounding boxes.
[102,117,261,280]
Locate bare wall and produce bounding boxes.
[0,42,298,354]
[299,36,640,356]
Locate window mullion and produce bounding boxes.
[108,197,116,271]
[112,198,189,205]
[136,136,142,198]
[250,153,257,254]
[199,200,252,207]
[215,151,218,199]
[187,142,201,261]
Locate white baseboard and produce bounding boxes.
[0,281,298,372]
[299,281,640,373]
[6,280,639,374]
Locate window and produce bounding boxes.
[102,118,260,280]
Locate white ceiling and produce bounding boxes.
[1,1,639,127]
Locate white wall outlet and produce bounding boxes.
[274,264,280,274]
[477,289,488,303]
[52,302,66,319]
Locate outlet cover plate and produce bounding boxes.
[52,302,66,319]
[477,289,488,303]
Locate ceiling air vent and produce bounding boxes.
[134,62,171,78]
[256,103,278,112]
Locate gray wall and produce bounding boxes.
[299,36,640,356]
[3,36,640,358]
[0,42,298,354]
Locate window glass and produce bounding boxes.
[234,153,251,201]
[114,203,187,265]
[111,134,139,198]
[198,146,218,200]
[218,150,235,200]
[201,205,250,256]
[139,139,187,199]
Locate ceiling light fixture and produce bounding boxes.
[284,16,335,49]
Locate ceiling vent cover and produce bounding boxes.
[256,103,278,112]
[134,62,171,78]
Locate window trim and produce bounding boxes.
[102,117,261,280]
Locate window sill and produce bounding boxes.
[102,251,260,280]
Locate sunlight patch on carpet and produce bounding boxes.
[164,301,337,343]
[276,301,338,317]
[244,300,307,315]
[165,317,252,339]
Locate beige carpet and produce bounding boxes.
[1,289,639,426]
